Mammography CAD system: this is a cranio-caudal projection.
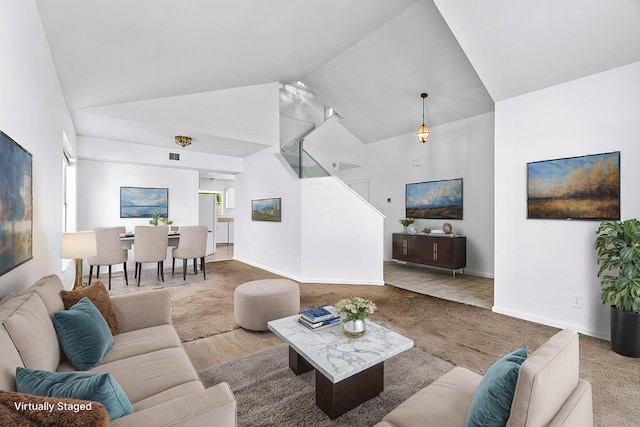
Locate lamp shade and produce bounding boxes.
[61,232,97,259]
[417,124,430,143]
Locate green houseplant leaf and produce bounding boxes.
[595,219,640,313]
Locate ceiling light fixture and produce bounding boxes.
[417,93,430,143]
[175,135,192,148]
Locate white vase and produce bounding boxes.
[342,319,366,338]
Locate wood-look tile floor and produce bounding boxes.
[384,261,494,309]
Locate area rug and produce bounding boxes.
[169,260,284,342]
[198,343,454,426]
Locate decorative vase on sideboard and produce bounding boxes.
[342,320,366,338]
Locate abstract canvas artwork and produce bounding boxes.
[405,178,463,219]
[527,151,620,220]
[120,187,168,218]
[0,131,33,276]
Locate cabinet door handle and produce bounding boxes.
[433,243,437,252]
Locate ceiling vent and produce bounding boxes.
[169,152,180,161]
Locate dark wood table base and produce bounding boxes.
[288,346,384,419]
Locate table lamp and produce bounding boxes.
[61,232,97,289]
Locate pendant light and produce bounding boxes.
[417,93,430,143]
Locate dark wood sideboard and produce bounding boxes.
[392,233,466,275]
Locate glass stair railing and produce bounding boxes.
[281,139,330,179]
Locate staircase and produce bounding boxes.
[271,82,385,284]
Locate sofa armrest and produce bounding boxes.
[110,383,236,427]
[110,289,171,333]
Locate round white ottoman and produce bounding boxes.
[234,279,300,331]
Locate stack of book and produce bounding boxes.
[298,306,340,331]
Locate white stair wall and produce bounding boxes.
[302,115,365,175]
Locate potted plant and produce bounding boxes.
[399,218,415,233]
[335,297,376,338]
[149,213,173,226]
[595,218,640,357]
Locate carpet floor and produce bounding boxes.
[199,344,453,426]
[173,260,640,426]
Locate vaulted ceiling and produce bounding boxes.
[36,0,640,164]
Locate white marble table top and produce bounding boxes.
[267,310,414,383]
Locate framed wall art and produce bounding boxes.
[120,187,168,218]
[405,178,463,220]
[527,151,620,220]
[251,198,281,222]
[0,131,33,276]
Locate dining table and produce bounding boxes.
[119,232,181,250]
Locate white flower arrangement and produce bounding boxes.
[335,297,377,322]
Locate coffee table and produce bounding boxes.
[267,311,414,419]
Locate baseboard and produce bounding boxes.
[233,257,384,286]
[492,305,609,341]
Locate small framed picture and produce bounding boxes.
[251,198,281,222]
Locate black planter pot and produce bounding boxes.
[610,306,640,358]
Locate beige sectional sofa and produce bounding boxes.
[375,329,593,427]
[0,274,236,426]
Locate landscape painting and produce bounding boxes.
[120,187,168,218]
[252,198,281,222]
[0,131,33,276]
[527,151,620,220]
[406,178,463,219]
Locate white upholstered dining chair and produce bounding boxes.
[172,225,208,281]
[133,226,169,286]
[88,227,128,290]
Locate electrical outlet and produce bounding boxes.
[571,295,582,308]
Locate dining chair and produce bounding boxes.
[133,226,169,286]
[87,227,129,290]
[172,225,208,281]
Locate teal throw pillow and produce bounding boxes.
[465,347,528,427]
[53,297,114,370]
[16,367,134,420]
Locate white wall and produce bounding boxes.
[235,146,385,284]
[300,177,384,284]
[340,112,496,277]
[494,62,640,339]
[77,160,200,231]
[303,115,365,174]
[0,1,77,297]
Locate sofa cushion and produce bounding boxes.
[465,347,527,427]
[16,367,134,420]
[3,292,60,371]
[0,389,109,426]
[28,274,65,316]
[89,347,200,405]
[377,367,482,427]
[101,324,182,364]
[53,298,114,370]
[131,381,204,412]
[0,327,24,392]
[60,281,120,335]
[506,329,580,427]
